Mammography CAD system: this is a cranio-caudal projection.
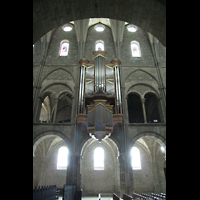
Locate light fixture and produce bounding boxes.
[127,24,138,32]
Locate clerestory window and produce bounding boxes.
[94,147,104,170]
[131,41,141,57]
[59,40,69,56]
[57,146,68,170]
[95,40,104,51]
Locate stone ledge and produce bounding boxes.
[126,123,166,126]
[33,122,75,126]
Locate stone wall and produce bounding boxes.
[33,137,67,189]
[33,18,166,195]
[81,140,120,196]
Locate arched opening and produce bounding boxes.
[56,93,72,123]
[33,135,69,188]
[144,93,161,123]
[80,138,120,196]
[131,135,166,194]
[33,1,166,46]
[127,93,144,123]
[39,95,51,122]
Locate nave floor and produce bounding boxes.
[58,196,162,200]
[82,197,113,200]
[58,196,113,200]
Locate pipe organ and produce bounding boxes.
[77,50,123,141]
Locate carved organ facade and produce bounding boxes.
[77,50,123,141]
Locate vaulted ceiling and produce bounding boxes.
[33,0,166,46]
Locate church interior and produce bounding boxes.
[33,1,166,199]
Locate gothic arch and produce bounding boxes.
[33,0,166,46]
[127,83,159,98]
[126,90,142,99]
[41,67,75,84]
[57,90,72,100]
[143,90,159,99]
[40,82,73,97]
[80,137,120,159]
[33,130,71,156]
[126,69,158,85]
[130,131,166,149]
[40,90,55,100]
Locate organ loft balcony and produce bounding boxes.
[77,50,123,141]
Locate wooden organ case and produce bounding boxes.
[77,50,123,141]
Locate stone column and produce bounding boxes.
[118,154,126,197]
[66,152,81,188]
[53,99,59,122]
[141,98,147,123]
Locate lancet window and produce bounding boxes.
[94,147,104,170]
[57,146,68,170]
[131,147,141,170]
[95,40,104,51]
[59,40,69,56]
[131,41,141,57]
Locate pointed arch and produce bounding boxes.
[33,130,71,156]
[41,67,75,84]
[40,82,73,97]
[130,131,166,148]
[126,69,158,85]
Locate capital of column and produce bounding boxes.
[54,98,59,103]
[79,58,89,66]
[111,58,121,66]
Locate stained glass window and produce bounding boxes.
[131,41,141,57]
[131,147,141,170]
[95,40,104,51]
[59,41,69,56]
[57,146,68,170]
[94,147,104,170]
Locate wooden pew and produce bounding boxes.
[123,193,133,200]
[132,192,144,200]
[33,185,57,200]
[113,193,120,200]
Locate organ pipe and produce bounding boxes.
[77,53,123,141]
[78,66,83,113]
